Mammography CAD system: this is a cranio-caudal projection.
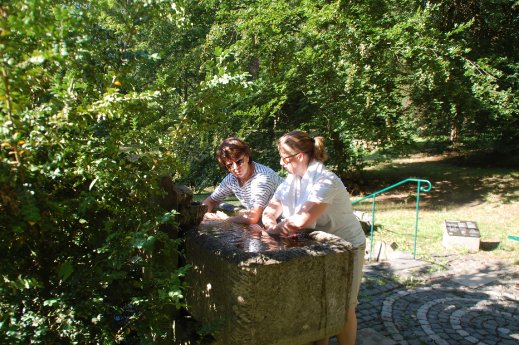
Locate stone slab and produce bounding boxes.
[449,260,513,288]
[451,271,502,287]
[367,255,430,272]
[442,220,480,252]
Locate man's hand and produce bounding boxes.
[203,210,230,221]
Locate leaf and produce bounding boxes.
[132,232,156,252]
[58,261,74,281]
[43,299,60,307]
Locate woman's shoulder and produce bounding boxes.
[221,172,238,185]
[251,162,284,186]
[317,168,344,186]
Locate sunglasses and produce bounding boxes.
[280,152,300,164]
[225,157,246,170]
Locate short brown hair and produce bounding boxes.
[216,137,253,170]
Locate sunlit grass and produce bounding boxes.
[352,152,519,264]
[353,204,518,262]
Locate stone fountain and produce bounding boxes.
[184,220,355,345]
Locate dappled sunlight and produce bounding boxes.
[353,153,519,207]
[359,252,519,344]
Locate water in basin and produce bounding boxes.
[198,220,313,253]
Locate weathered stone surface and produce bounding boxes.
[159,177,207,230]
[354,211,372,236]
[185,223,355,345]
[159,176,193,210]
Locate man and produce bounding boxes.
[203,137,283,225]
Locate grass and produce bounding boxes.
[351,151,519,264]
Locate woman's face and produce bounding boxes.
[278,145,301,175]
[224,154,251,181]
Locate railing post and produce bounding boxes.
[413,180,422,259]
[369,196,376,262]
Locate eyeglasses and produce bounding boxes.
[280,152,300,164]
[225,157,246,170]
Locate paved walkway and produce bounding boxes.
[331,254,519,345]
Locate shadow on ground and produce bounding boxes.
[354,256,519,345]
[349,151,519,208]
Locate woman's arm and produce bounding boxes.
[269,201,329,236]
[262,197,283,231]
[202,201,264,225]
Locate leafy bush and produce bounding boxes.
[1,1,192,343]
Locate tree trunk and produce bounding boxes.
[329,130,346,176]
[450,104,463,147]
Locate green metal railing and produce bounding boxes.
[351,178,432,261]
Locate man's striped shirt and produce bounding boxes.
[210,162,284,209]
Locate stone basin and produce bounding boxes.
[184,220,355,345]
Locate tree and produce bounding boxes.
[407,0,518,149]
[1,1,517,342]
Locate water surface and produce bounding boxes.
[198,221,313,253]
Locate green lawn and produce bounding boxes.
[351,152,519,264]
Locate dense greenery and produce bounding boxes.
[1,1,195,343]
[1,0,517,343]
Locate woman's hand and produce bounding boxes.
[262,220,277,233]
[266,227,280,235]
[261,197,282,229]
[266,220,293,237]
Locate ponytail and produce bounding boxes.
[278,131,328,162]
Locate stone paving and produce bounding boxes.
[331,254,519,345]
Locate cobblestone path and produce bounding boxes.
[334,256,519,345]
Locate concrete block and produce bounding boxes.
[353,210,372,236]
[442,220,480,252]
[185,223,354,345]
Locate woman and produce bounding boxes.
[262,131,366,345]
[203,137,283,225]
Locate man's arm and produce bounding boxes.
[228,207,263,225]
[202,196,220,213]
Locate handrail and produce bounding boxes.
[351,178,432,261]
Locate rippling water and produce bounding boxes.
[198,221,313,253]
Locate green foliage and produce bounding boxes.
[1,0,517,342]
[187,0,517,181]
[405,1,518,149]
[1,0,193,343]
